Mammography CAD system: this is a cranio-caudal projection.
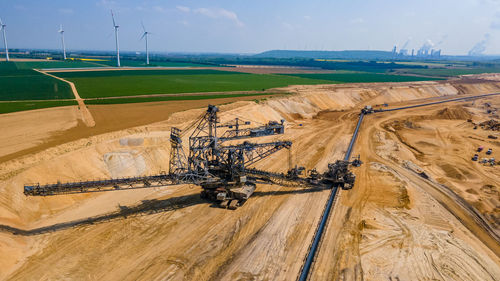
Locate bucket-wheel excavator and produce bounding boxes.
[24,105,360,209]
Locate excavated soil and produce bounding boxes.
[0,77,500,280]
[0,95,274,163]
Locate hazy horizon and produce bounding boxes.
[1,0,500,56]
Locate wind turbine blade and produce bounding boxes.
[111,10,116,27]
[140,32,146,40]
[0,17,3,26]
[141,21,146,33]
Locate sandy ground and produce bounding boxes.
[0,106,79,160]
[312,99,500,280]
[0,77,499,280]
[0,95,273,164]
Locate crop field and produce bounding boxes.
[7,59,208,70]
[96,59,210,67]
[51,69,331,98]
[394,61,455,67]
[396,67,500,77]
[3,59,490,114]
[283,72,444,83]
[84,93,272,105]
[0,100,78,114]
[13,60,107,69]
[0,62,73,101]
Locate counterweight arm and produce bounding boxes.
[24,174,183,196]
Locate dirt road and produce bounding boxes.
[34,69,96,127]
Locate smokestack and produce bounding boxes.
[418,39,434,57]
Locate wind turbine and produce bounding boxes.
[58,24,67,60]
[0,17,9,61]
[140,21,150,65]
[111,10,120,67]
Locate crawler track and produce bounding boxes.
[298,92,500,280]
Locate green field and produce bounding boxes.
[96,59,210,68]
[396,68,500,77]
[0,62,74,101]
[7,59,208,69]
[85,93,272,105]
[283,72,444,83]
[0,100,78,114]
[3,58,495,114]
[52,69,332,98]
[13,60,107,69]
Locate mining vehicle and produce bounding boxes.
[361,105,374,114]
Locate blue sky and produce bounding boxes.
[1,0,499,55]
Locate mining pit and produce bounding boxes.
[1,76,499,280]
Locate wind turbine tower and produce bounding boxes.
[0,18,9,61]
[141,22,150,65]
[58,25,67,60]
[111,10,120,67]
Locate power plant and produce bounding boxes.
[391,37,445,59]
[393,45,442,59]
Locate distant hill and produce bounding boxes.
[254,50,394,60]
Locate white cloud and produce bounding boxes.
[153,6,166,13]
[350,17,364,24]
[468,33,491,55]
[58,8,74,15]
[480,0,500,5]
[96,0,117,8]
[282,22,294,31]
[177,6,190,13]
[194,8,244,27]
[303,15,311,20]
